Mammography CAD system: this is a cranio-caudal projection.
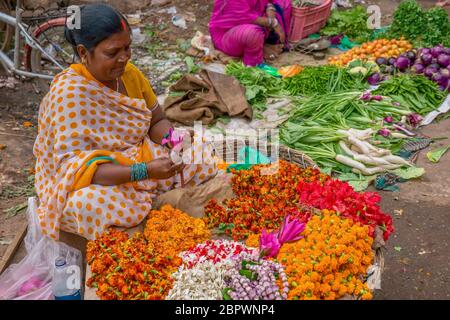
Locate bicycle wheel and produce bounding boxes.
[0,0,13,52]
[26,17,77,76]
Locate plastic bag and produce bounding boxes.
[0,197,82,300]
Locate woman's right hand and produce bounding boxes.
[146,157,184,179]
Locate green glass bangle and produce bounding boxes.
[130,163,148,182]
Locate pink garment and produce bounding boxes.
[221,24,266,66]
[209,0,292,66]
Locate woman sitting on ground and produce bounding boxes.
[209,0,292,66]
[33,4,217,241]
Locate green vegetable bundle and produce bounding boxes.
[287,91,412,129]
[373,75,447,115]
[280,91,416,172]
[225,61,285,111]
[386,0,450,47]
[320,6,372,43]
[283,65,368,96]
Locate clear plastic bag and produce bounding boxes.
[0,197,82,300]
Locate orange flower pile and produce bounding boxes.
[204,160,329,240]
[86,229,181,300]
[328,38,413,66]
[86,205,211,300]
[246,210,374,300]
[144,204,211,255]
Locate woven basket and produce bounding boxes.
[211,139,318,170]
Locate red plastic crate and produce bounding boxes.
[289,0,333,43]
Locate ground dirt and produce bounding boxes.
[0,0,449,299]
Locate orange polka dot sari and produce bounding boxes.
[33,63,217,240]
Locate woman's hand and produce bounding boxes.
[274,24,285,44]
[146,157,185,179]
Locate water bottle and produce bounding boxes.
[52,257,81,300]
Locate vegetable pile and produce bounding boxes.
[283,65,368,96]
[328,38,413,66]
[382,0,450,48]
[373,75,447,114]
[225,61,285,111]
[320,5,372,44]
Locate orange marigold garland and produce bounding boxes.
[144,204,211,254]
[246,210,374,300]
[86,205,211,300]
[86,229,181,300]
[204,160,329,240]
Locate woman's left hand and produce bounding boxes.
[274,25,285,44]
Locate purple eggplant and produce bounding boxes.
[437,54,450,68]
[395,56,411,70]
[411,63,425,74]
[421,53,433,66]
[368,73,382,86]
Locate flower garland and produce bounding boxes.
[296,179,394,240]
[246,210,374,300]
[87,205,211,300]
[180,239,256,269]
[166,260,233,300]
[86,229,181,300]
[144,204,211,255]
[204,160,328,240]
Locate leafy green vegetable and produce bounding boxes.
[338,172,375,191]
[387,0,450,47]
[391,166,425,179]
[373,75,446,115]
[321,6,372,43]
[283,65,368,96]
[226,61,286,112]
[184,56,199,73]
[427,145,450,163]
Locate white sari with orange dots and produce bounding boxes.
[33,65,217,240]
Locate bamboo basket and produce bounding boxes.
[211,139,318,170]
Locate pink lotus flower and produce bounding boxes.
[259,229,281,258]
[277,214,306,244]
[161,128,184,148]
[259,215,306,258]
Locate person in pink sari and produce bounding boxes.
[209,0,292,66]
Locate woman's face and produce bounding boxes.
[78,29,132,83]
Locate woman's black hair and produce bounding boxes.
[64,3,130,57]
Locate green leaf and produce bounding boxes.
[222,288,232,300]
[394,246,402,252]
[338,173,375,191]
[426,145,450,163]
[392,167,425,180]
[184,56,199,74]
